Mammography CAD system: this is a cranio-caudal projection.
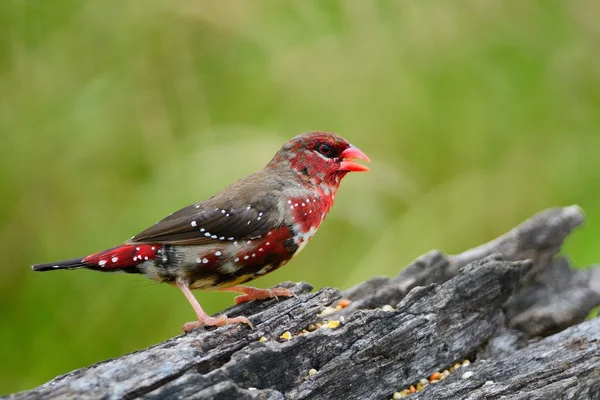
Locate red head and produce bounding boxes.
[267,132,370,187]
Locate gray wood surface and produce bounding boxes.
[7,206,600,400]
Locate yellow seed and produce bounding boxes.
[462,359,471,366]
[335,305,343,311]
[419,378,429,386]
[430,379,439,384]
[381,304,395,312]
[416,383,423,391]
[258,336,266,342]
[315,322,322,329]
[327,320,341,329]
[400,389,411,395]
[308,368,317,376]
[392,392,402,399]
[302,329,309,334]
[440,370,450,380]
[307,324,317,332]
[454,363,462,370]
[280,331,292,340]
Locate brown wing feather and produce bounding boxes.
[127,195,281,246]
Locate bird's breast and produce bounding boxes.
[287,186,337,255]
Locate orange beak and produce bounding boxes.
[340,145,371,172]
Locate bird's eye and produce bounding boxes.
[317,142,334,157]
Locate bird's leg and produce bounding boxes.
[176,279,252,332]
[218,285,295,304]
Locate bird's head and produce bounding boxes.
[267,132,370,187]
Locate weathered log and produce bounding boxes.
[6,206,600,400]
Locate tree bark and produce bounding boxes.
[6,206,600,400]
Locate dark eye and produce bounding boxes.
[317,142,334,157]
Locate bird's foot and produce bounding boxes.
[219,286,295,304]
[181,314,253,332]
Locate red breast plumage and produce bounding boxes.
[32,132,370,331]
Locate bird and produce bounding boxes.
[31,132,370,332]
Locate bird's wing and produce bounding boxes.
[128,196,281,246]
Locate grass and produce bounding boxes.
[1,0,599,394]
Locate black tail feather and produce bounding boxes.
[31,257,88,272]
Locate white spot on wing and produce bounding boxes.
[99,260,107,266]
[111,257,118,263]
[191,221,197,227]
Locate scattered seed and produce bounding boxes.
[319,306,337,317]
[308,368,317,376]
[440,370,451,380]
[335,305,343,311]
[259,337,266,342]
[462,371,474,379]
[392,392,403,399]
[307,324,317,332]
[419,378,429,386]
[338,299,352,308]
[462,359,471,366]
[381,304,395,312]
[327,320,340,329]
[430,379,440,384]
[416,383,424,391]
[280,331,292,340]
[409,385,416,394]
[484,380,494,386]
[430,372,441,381]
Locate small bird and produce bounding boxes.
[32,132,370,332]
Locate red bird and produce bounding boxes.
[32,132,370,332]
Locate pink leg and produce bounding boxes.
[218,285,295,304]
[176,279,252,332]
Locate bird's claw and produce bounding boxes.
[233,287,295,304]
[181,314,253,332]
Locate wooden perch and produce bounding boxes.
[6,206,600,400]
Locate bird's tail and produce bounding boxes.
[31,257,87,272]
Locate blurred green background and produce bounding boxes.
[2,0,600,394]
